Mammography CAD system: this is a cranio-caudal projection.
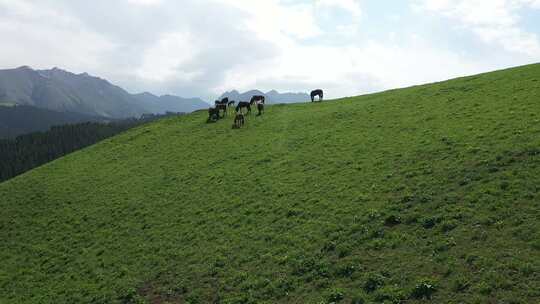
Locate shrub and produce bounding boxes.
[440,220,458,232]
[117,287,140,304]
[335,263,356,278]
[322,241,337,252]
[326,288,345,303]
[363,274,385,293]
[337,244,353,258]
[410,279,436,299]
[422,217,437,229]
[384,215,401,227]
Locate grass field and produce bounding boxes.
[1,64,540,303]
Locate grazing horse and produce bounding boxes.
[233,113,245,129]
[216,103,227,117]
[250,95,265,105]
[257,103,264,116]
[215,99,228,117]
[311,89,324,102]
[217,97,229,105]
[208,107,220,122]
[236,101,251,114]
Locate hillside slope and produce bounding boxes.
[1,64,539,303]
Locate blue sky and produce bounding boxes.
[0,0,539,100]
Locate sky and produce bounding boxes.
[1,0,540,101]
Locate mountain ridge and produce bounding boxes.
[219,89,310,104]
[0,66,209,118]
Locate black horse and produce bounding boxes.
[257,103,264,116]
[311,89,324,102]
[250,95,265,105]
[208,107,220,122]
[215,99,228,117]
[217,97,229,105]
[236,101,251,114]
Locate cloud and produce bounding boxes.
[415,0,540,56]
[127,0,162,5]
[0,0,538,101]
[316,0,363,18]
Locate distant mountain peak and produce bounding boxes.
[219,89,310,104]
[0,66,209,118]
[16,65,33,71]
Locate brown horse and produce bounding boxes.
[311,89,323,102]
[232,113,245,129]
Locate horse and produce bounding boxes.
[232,113,245,129]
[311,89,324,102]
[236,101,251,114]
[257,103,264,116]
[214,99,228,117]
[216,97,229,105]
[250,95,265,105]
[208,107,220,122]
[216,103,227,117]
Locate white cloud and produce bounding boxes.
[213,34,483,99]
[136,32,201,82]
[0,0,538,102]
[0,0,116,72]
[127,0,162,5]
[415,0,540,56]
[217,0,322,41]
[316,0,362,17]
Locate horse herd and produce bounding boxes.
[208,89,324,128]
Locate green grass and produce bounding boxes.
[1,64,540,303]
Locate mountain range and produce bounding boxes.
[0,66,209,119]
[219,89,310,104]
[0,66,313,138]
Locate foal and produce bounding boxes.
[233,112,245,129]
[256,102,264,116]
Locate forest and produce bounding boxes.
[0,113,181,183]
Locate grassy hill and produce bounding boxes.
[1,64,539,304]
